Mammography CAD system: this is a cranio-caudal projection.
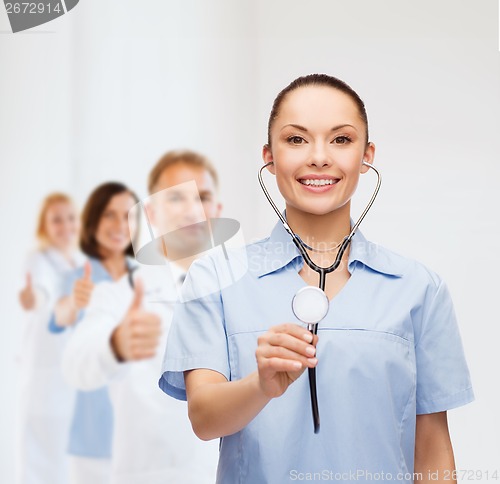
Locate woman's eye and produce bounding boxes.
[287,136,305,145]
[103,211,117,220]
[333,136,352,145]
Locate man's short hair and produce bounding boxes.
[148,149,219,194]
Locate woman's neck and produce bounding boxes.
[51,244,77,267]
[285,202,352,249]
[100,251,127,281]
[286,202,353,270]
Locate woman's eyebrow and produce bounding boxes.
[280,123,357,132]
[280,123,308,132]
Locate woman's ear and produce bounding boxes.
[262,144,276,175]
[360,142,376,174]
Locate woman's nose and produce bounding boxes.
[308,143,332,168]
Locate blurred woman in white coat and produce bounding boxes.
[16,192,84,484]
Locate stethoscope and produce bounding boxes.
[258,160,382,433]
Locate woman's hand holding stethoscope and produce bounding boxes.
[255,323,319,399]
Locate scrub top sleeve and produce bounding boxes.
[415,279,474,414]
[159,256,230,401]
[47,315,66,333]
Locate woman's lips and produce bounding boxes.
[297,176,340,193]
[108,234,128,243]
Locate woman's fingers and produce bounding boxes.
[74,288,92,300]
[270,323,314,342]
[260,357,304,373]
[267,331,316,356]
[258,324,316,355]
[72,278,95,308]
[74,281,93,296]
[256,323,318,370]
[255,323,320,398]
[260,355,317,372]
[257,341,317,369]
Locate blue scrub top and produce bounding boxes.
[160,221,474,483]
[48,258,121,459]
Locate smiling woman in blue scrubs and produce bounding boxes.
[159,74,474,483]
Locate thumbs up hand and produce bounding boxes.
[19,273,36,310]
[72,261,94,310]
[110,278,162,362]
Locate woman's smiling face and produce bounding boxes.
[95,192,137,257]
[263,85,375,217]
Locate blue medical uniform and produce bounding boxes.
[160,221,474,484]
[48,258,122,459]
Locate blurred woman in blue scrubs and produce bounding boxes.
[49,182,139,484]
[17,193,83,484]
[160,74,474,483]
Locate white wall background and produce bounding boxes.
[1,0,499,481]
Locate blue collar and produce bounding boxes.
[88,256,139,280]
[254,219,403,278]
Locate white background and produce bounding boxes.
[1,0,499,481]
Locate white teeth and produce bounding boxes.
[300,179,337,186]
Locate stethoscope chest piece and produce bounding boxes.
[292,286,329,327]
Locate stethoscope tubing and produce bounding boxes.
[258,161,381,283]
[258,160,382,433]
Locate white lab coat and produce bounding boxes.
[62,262,219,484]
[16,248,83,484]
